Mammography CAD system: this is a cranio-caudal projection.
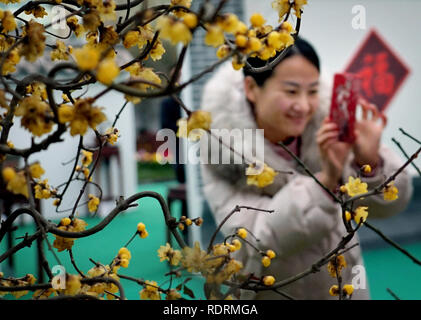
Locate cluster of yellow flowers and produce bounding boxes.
[156,13,198,46]
[104,127,119,145]
[34,179,56,200]
[2,166,29,198]
[383,181,399,201]
[88,194,100,213]
[52,217,88,252]
[139,280,160,300]
[85,264,121,300]
[158,242,182,266]
[1,162,53,199]
[344,206,369,224]
[137,222,149,239]
[326,254,354,298]
[246,162,278,188]
[15,92,54,137]
[177,215,203,231]
[181,241,244,286]
[176,110,212,141]
[0,273,36,299]
[261,249,276,268]
[329,284,354,298]
[109,247,132,270]
[272,0,308,20]
[73,150,93,181]
[20,20,46,62]
[58,98,107,136]
[327,255,347,278]
[123,62,162,104]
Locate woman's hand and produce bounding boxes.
[353,98,387,168]
[316,117,352,190]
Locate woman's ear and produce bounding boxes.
[244,76,259,104]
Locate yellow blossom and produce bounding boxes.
[29,163,45,179]
[166,289,181,300]
[345,211,352,222]
[176,110,212,141]
[236,228,247,239]
[34,180,52,199]
[53,218,87,252]
[74,46,100,71]
[271,0,291,21]
[67,98,106,136]
[217,13,240,34]
[343,284,354,296]
[329,285,339,296]
[157,16,192,45]
[15,95,54,136]
[51,40,69,61]
[204,24,225,47]
[139,280,160,300]
[58,104,74,123]
[81,150,93,167]
[327,255,347,278]
[246,162,278,188]
[139,229,149,239]
[2,48,20,75]
[354,206,368,224]
[19,20,45,62]
[157,243,182,266]
[261,256,271,267]
[263,275,275,286]
[96,58,120,85]
[232,55,245,70]
[105,127,119,145]
[232,239,242,251]
[150,40,165,61]
[181,241,209,273]
[137,222,146,232]
[123,30,140,49]
[216,44,231,59]
[250,13,265,28]
[61,217,71,226]
[266,249,276,259]
[4,169,28,198]
[2,166,16,182]
[24,5,48,18]
[1,11,17,32]
[344,176,368,197]
[183,13,198,29]
[383,182,399,201]
[88,194,100,212]
[170,0,192,17]
[292,0,308,18]
[82,10,101,32]
[66,16,85,37]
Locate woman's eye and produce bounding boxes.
[309,90,319,95]
[285,90,297,95]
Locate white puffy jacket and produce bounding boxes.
[199,62,413,300]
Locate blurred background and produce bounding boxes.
[1,0,421,300]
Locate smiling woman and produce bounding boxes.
[199,37,413,300]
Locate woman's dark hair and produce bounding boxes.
[243,37,320,87]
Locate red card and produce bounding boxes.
[344,29,410,112]
[329,73,360,143]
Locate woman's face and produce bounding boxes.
[245,55,320,143]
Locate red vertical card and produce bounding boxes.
[329,73,360,143]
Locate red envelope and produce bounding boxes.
[329,73,360,143]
